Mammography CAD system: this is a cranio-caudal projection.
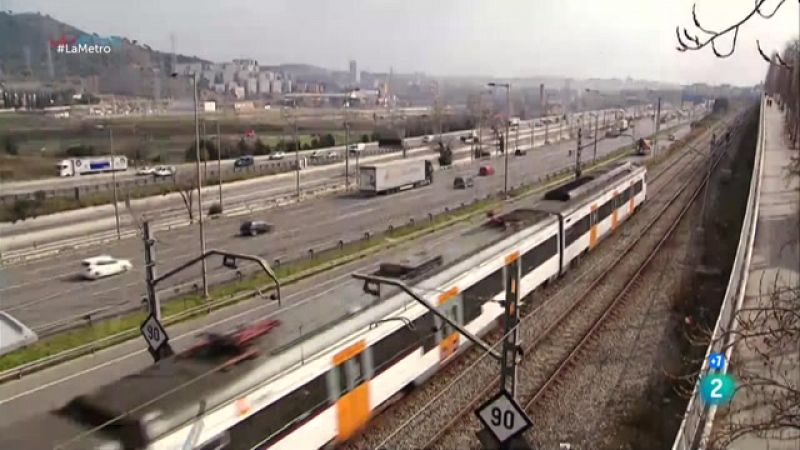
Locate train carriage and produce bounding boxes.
[0,163,646,450]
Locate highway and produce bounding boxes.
[0,112,582,196]
[0,114,693,427]
[0,121,572,250]
[0,115,690,333]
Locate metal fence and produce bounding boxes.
[671,99,766,450]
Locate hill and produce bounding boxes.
[0,11,206,96]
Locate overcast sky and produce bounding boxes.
[8,0,799,86]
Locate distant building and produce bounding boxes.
[270,79,282,95]
[246,78,258,96]
[203,101,216,112]
[258,77,271,94]
[349,60,358,84]
[173,62,203,75]
[213,83,226,94]
[283,80,292,93]
[202,70,216,83]
[233,86,246,99]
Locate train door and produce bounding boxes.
[628,181,635,216]
[436,291,463,362]
[589,204,599,249]
[331,340,373,442]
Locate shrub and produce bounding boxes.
[65,144,95,157]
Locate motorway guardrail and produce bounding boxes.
[671,102,765,450]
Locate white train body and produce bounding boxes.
[0,162,646,450]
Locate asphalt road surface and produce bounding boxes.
[0,122,568,249]
[0,116,690,331]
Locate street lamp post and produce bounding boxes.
[216,121,222,208]
[172,70,208,298]
[110,128,120,239]
[488,82,511,197]
[593,113,599,163]
[344,114,351,190]
[97,125,121,239]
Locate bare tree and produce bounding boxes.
[675,0,792,58]
[764,39,800,149]
[706,275,800,449]
[175,176,196,222]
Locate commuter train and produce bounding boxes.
[0,162,646,450]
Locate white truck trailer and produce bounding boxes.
[57,156,128,176]
[358,159,434,194]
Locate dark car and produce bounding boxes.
[240,220,273,236]
[514,148,527,156]
[234,156,255,168]
[453,176,474,189]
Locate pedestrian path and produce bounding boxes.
[719,99,799,450]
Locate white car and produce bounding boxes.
[326,151,338,158]
[81,255,132,280]
[153,166,175,177]
[269,152,286,160]
[422,135,433,144]
[136,166,155,176]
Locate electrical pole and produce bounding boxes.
[192,73,208,298]
[575,127,583,179]
[344,114,351,190]
[216,121,222,209]
[294,115,300,198]
[143,220,161,321]
[504,85,511,197]
[653,97,662,159]
[202,119,208,182]
[109,127,120,239]
[593,114,599,163]
[501,252,522,396]
[142,220,174,361]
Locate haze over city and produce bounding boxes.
[8,0,799,86]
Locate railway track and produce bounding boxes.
[341,113,739,450]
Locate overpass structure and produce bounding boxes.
[672,97,799,449]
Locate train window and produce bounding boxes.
[350,354,366,386]
[564,215,590,247]
[228,373,329,449]
[598,199,614,221]
[439,302,461,338]
[462,267,504,308]
[412,312,437,352]
[335,364,348,394]
[521,235,558,274]
[617,187,631,207]
[633,180,643,195]
[372,322,419,373]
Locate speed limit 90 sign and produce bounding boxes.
[140,314,168,352]
[475,390,533,444]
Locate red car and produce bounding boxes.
[479,165,495,176]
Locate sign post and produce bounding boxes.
[140,313,172,361]
[475,390,533,449]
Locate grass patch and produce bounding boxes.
[0,120,719,373]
